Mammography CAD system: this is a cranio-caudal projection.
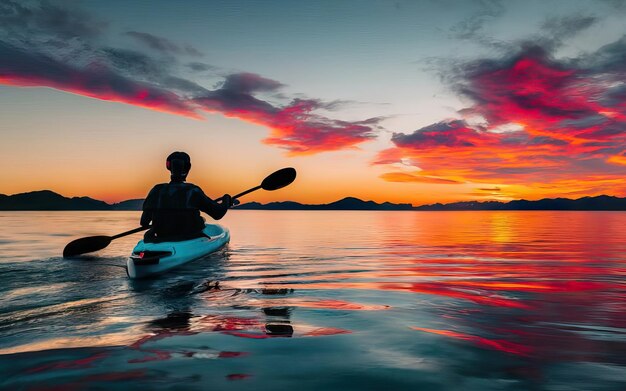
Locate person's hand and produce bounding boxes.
[232,198,240,206]
[221,194,233,208]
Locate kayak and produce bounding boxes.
[126,224,230,279]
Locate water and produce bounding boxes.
[0,211,625,390]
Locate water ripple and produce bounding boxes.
[0,211,625,390]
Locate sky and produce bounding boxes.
[1,0,625,205]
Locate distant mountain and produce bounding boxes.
[0,191,624,211]
[0,190,110,210]
[237,197,414,211]
[414,195,626,211]
[237,201,309,210]
[111,199,144,210]
[239,195,626,211]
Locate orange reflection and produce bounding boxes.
[242,298,389,311]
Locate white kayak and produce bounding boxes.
[127,224,230,279]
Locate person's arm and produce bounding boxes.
[195,187,231,220]
[140,210,152,227]
[140,186,159,227]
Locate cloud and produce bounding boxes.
[600,0,626,11]
[100,47,168,79]
[126,31,203,57]
[0,1,380,155]
[376,40,626,198]
[540,14,598,43]
[0,1,198,118]
[195,75,380,154]
[0,41,201,118]
[0,0,106,39]
[186,62,217,72]
[449,5,599,53]
[391,120,486,148]
[449,0,505,41]
[380,172,464,184]
[608,151,626,165]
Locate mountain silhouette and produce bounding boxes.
[0,190,110,210]
[237,197,414,210]
[0,191,624,211]
[413,195,626,211]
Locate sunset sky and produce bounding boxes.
[1,0,625,205]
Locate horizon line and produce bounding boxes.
[1,189,624,209]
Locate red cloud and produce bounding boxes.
[263,102,379,155]
[377,44,626,198]
[460,48,599,129]
[195,75,379,155]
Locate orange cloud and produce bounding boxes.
[379,172,464,184]
[376,44,626,199]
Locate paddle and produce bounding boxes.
[62,167,297,257]
[223,167,297,200]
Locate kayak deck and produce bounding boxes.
[127,224,229,279]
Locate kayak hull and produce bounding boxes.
[127,224,229,279]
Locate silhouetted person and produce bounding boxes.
[141,151,232,242]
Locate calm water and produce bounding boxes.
[0,211,625,390]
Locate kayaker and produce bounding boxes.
[140,151,232,242]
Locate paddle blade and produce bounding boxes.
[261,167,297,191]
[63,236,112,257]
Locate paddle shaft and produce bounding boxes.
[216,185,261,203]
[110,225,150,239]
[232,185,262,200]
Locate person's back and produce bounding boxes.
[141,152,231,242]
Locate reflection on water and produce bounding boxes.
[0,211,625,390]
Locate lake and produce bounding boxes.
[0,211,625,390]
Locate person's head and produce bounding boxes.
[166,151,191,182]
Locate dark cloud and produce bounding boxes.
[392,120,482,148]
[0,1,381,155]
[528,136,568,146]
[449,0,504,41]
[195,73,281,114]
[450,4,599,53]
[600,0,626,11]
[220,72,284,94]
[126,31,202,57]
[186,62,217,72]
[575,35,626,75]
[97,48,209,94]
[0,41,200,118]
[559,115,609,130]
[195,77,381,154]
[0,0,106,39]
[101,47,166,78]
[541,14,598,40]
[538,13,599,50]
